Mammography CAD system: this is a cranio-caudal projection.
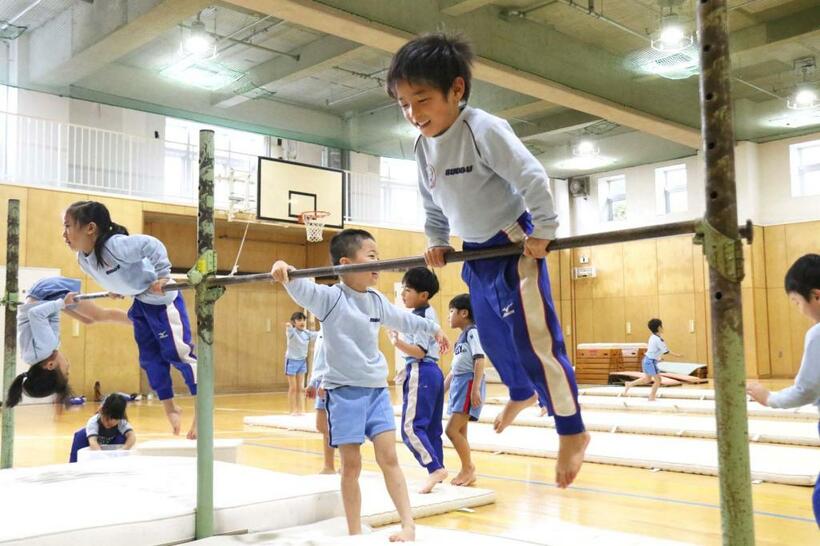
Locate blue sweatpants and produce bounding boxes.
[69,428,125,463]
[815,422,819,527]
[401,359,445,473]
[127,293,197,400]
[462,212,584,435]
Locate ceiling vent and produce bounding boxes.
[625,45,699,80]
[568,176,590,198]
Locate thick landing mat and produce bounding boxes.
[245,414,818,486]
[387,403,819,446]
[487,394,818,420]
[0,457,341,545]
[192,516,694,545]
[609,372,683,386]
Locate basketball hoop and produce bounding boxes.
[298,210,330,242]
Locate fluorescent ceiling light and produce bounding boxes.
[787,88,819,111]
[573,140,599,157]
[182,18,215,59]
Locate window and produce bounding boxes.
[790,139,820,197]
[655,164,688,214]
[379,157,425,229]
[598,174,626,222]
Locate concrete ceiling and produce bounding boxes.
[1,0,818,178]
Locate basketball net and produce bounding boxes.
[299,211,330,242]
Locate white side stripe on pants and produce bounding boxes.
[403,363,432,465]
[165,302,198,382]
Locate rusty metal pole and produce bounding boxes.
[2,199,20,469]
[695,1,755,544]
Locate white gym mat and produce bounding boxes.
[579,386,716,400]
[191,516,694,545]
[246,414,818,486]
[0,457,342,545]
[487,394,818,420]
[433,404,819,446]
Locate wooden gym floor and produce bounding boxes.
[5,380,816,545]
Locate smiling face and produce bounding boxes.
[62,211,96,254]
[339,237,380,290]
[394,78,465,138]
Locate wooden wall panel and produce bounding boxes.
[623,240,657,297]
[571,248,593,299]
[751,225,767,289]
[763,225,787,289]
[741,287,759,378]
[592,297,625,342]
[658,294,697,362]
[623,295,660,344]
[26,189,89,278]
[766,287,793,376]
[591,244,624,299]
[753,287,771,377]
[559,249,572,301]
[657,237,694,294]
[574,298,595,345]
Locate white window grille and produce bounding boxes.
[789,139,820,197]
[655,164,688,214]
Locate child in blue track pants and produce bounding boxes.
[63,200,197,439]
[390,267,447,494]
[387,32,589,488]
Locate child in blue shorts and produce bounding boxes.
[69,394,135,462]
[284,311,319,415]
[443,294,486,487]
[623,318,682,401]
[748,254,820,526]
[305,324,336,474]
[389,267,446,494]
[272,229,449,542]
[388,32,588,488]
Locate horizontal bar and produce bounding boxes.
[75,220,752,300]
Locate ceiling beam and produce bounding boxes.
[222,0,701,148]
[440,0,496,16]
[731,5,820,69]
[213,36,367,108]
[27,0,212,88]
[496,100,561,121]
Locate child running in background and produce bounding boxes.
[623,318,682,401]
[443,293,486,486]
[285,311,319,415]
[305,323,337,474]
[63,200,198,438]
[271,228,449,541]
[69,394,136,462]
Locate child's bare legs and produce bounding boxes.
[161,398,182,435]
[623,374,652,396]
[446,413,476,486]
[648,375,662,401]
[494,393,537,433]
[296,373,305,414]
[287,375,298,415]
[187,405,197,440]
[372,431,415,542]
[338,444,363,536]
[315,409,336,474]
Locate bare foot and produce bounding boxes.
[419,467,448,494]
[451,465,476,486]
[186,425,196,440]
[538,406,548,417]
[389,524,415,542]
[167,406,182,435]
[494,394,537,433]
[623,383,632,396]
[319,467,336,475]
[555,431,590,489]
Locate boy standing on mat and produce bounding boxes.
[387,32,588,488]
[747,253,820,526]
[623,318,682,401]
[389,267,447,494]
[271,229,449,541]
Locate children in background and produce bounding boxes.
[271,228,449,542]
[387,32,588,488]
[63,200,198,438]
[285,311,319,415]
[4,276,131,408]
[69,394,136,462]
[388,267,446,494]
[747,253,820,526]
[443,294,486,486]
[305,323,337,474]
[623,319,682,401]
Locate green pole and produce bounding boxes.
[695,1,755,544]
[195,130,220,539]
[2,199,20,469]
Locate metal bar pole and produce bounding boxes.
[73,220,753,300]
[696,1,755,544]
[195,130,216,539]
[2,199,20,469]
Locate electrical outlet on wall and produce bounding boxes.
[266,318,271,333]
[579,255,590,264]
[626,321,632,335]
[689,319,695,333]
[73,320,80,337]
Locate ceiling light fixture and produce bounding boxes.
[181,13,215,59]
[651,14,693,53]
[787,58,818,111]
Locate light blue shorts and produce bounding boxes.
[310,379,327,410]
[642,356,660,376]
[448,373,486,421]
[285,358,307,376]
[325,386,395,447]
